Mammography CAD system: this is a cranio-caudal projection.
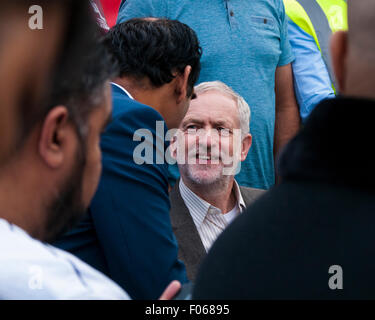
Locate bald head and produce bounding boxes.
[347,0,375,61]
[331,0,375,99]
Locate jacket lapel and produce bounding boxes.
[169,183,206,281]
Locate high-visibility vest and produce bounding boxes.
[284,0,348,91]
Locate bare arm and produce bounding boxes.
[274,63,301,175]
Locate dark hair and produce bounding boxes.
[17,1,118,140]
[103,18,202,96]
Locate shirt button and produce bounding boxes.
[230,10,234,17]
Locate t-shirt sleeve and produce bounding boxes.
[117,0,168,23]
[277,0,295,66]
[287,19,335,122]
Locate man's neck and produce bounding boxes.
[0,167,45,240]
[182,176,237,214]
[113,77,166,115]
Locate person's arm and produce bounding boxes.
[89,102,188,300]
[274,63,300,162]
[287,19,335,122]
[159,280,182,300]
[273,1,301,174]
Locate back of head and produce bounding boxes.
[46,32,119,142]
[0,0,98,164]
[104,18,202,96]
[347,0,375,62]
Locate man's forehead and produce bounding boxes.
[183,90,239,123]
[191,90,236,108]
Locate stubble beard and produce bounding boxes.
[43,149,86,243]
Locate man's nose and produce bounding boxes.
[197,128,219,148]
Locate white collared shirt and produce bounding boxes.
[0,218,130,299]
[111,82,134,100]
[179,179,246,252]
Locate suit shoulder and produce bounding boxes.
[240,186,266,196]
[239,186,266,206]
[109,97,166,140]
[112,95,163,120]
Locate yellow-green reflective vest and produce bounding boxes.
[284,0,348,91]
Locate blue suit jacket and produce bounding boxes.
[54,84,188,299]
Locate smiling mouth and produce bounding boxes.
[194,154,221,164]
[198,155,210,160]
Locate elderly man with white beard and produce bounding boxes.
[169,81,266,281]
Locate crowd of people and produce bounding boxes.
[1,0,375,300]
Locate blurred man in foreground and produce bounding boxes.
[0,29,130,298]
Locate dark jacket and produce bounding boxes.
[170,182,265,281]
[54,84,187,300]
[193,97,375,299]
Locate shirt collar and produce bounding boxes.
[179,179,247,229]
[111,82,134,100]
[233,179,246,212]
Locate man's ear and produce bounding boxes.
[240,134,252,162]
[331,31,348,94]
[38,106,71,169]
[175,65,192,104]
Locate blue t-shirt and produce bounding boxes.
[117,0,294,189]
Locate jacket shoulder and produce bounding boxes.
[112,93,163,122]
[240,186,266,207]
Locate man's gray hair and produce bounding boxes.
[194,81,251,137]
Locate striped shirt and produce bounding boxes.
[179,179,246,252]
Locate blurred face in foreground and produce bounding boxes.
[175,90,251,186]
